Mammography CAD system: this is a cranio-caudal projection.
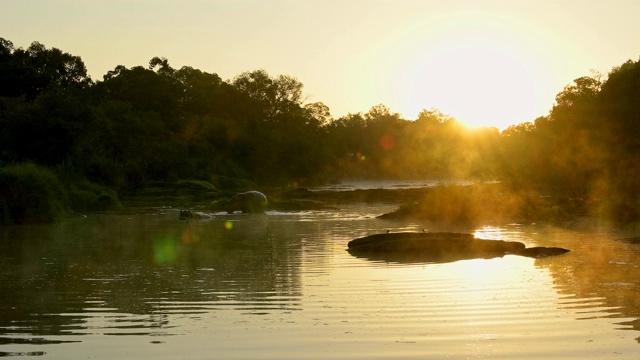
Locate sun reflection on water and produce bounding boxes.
[473,225,526,242]
[473,226,506,240]
[2,211,640,358]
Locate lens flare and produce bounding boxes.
[224,221,234,230]
[379,134,396,151]
[153,236,179,264]
[181,227,200,244]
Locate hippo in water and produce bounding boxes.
[227,191,268,214]
[179,210,211,220]
[179,210,198,219]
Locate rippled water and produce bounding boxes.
[1,202,640,359]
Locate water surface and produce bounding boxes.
[1,202,640,359]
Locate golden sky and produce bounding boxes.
[3,0,640,129]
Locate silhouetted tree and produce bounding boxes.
[232,69,304,121]
[303,101,332,126]
[0,39,92,99]
[4,36,640,223]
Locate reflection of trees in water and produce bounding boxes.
[0,213,304,338]
[532,228,640,333]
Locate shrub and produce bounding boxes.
[0,163,70,224]
[67,178,123,211]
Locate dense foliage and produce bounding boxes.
[1,37,639,223]
[501,63,640,222]
[0,163,69,223]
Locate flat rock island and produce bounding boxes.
[347,232,570,263]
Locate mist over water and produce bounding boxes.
[1,197,640,359]
[310,179,475,191]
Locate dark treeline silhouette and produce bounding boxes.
[501,63,640,222]
[0,38,498,187]
[1,37,639,223]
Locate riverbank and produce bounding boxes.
[2,166,637,228]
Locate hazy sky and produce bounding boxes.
[3,0,640,129]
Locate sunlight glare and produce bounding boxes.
[391,14,548,130]
[473,226,508,241]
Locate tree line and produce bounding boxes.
[501,63,640,222]
[1,37,639,222]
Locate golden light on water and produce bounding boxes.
[3,210,640,358]
[473,226,509,241]
[457,226,527,284]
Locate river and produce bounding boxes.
[1,188,640,359]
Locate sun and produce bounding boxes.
[392,25,548,130]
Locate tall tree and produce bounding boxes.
[0,39,92,99]
[232,69,304,121]
[303,101,332,126]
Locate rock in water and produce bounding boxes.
[517,247,571,258]
[347,232,569,263]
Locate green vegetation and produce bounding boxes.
[66,177,122,212]
[1,37,639,224]
[0,163,70,223]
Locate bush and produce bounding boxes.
[0,163,70,224]
[67,178,123,211]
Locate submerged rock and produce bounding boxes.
[517,246,571,258]
[347,232,569,263]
